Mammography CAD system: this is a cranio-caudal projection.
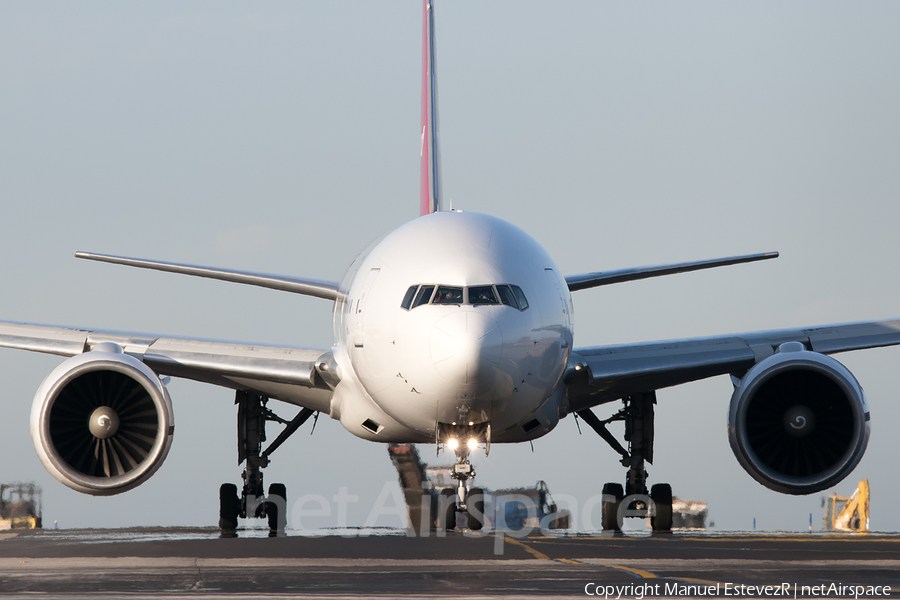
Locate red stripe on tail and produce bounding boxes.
[419,0,441,216]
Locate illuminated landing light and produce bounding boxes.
[447,438,459,450]
[467,438,478,451]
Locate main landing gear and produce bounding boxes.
[577,391,673,533]
[219,390,316,536]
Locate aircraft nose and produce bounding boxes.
[430,312,502,384]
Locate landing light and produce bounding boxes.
[447,438,459,450]
[467,438,478,451]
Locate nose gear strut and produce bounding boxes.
[436,422,488,530]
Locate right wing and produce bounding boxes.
[565,252,779,292]
[566,318,900,413]
[0,320,336,412]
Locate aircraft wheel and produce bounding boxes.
[219,483,240,531]
[650,483,673,532]
[467,487,486,530]
[267,483,287,533]
[440,488,457,531]
[601,482,623,531]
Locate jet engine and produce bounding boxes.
[728,342,869,495]
[30,345,174,495]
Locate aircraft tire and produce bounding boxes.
[601,482,623,531]
[219,483,240,531]
[440,488,457,531]
[650,483,673,532]
[467,487,486,530]
[267,483,287,532]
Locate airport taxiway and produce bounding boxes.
[0,528,897,598]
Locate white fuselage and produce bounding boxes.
[328,211,574,444]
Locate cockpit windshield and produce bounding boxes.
[433,286,464,304]
[400,286,418,310]
[468,286,498,305]
[495,285,517,307]
[401,284,528,311]
[413,285,435,308]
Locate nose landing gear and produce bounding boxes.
[437,423,488,531]
[438,448,481,530]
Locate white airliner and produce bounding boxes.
[1,1,896,533]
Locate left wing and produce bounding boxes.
[566,318,900,412]
[75,252,341,301]
[0,320,336,412]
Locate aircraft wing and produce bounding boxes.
[0,320,335,412]
[565,252,778,292]
[566,318,900,412]
[75,252,342,301]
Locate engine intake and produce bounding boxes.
[728,343,869,495]
[30,348,174,496]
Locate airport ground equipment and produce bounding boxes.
[428,465,570,531]
[218,390,316,534]
[824,479,869,532]
[672,499,708,529]
[387,444,438,534]
[0,482,42,530]
[388,443,570,532]
[486,480,571,531]
[388,441,480,531]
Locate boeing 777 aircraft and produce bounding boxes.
[1,1,897,533]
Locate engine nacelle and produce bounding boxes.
[728,342,869,495]
[30,347,174,496]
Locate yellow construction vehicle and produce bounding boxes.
[824,480,869,532]
[0,483,42,530]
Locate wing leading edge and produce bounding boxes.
[566,318,900,413]
[75,252,341,301]
[565,251,779,292]
[0,320,336,413]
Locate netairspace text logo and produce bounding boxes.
[289,483,664,535]
[583,582,892,599]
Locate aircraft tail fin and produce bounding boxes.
[419,0,443,215]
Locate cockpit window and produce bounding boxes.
[468,285,498,305]
[401,286,418,310]
[413,285,435,308]
[432,286,464,304]
[496,285,517,307]
[511,285,529,310]
[402,283,528,311]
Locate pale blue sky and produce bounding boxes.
[1,1,899,531]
